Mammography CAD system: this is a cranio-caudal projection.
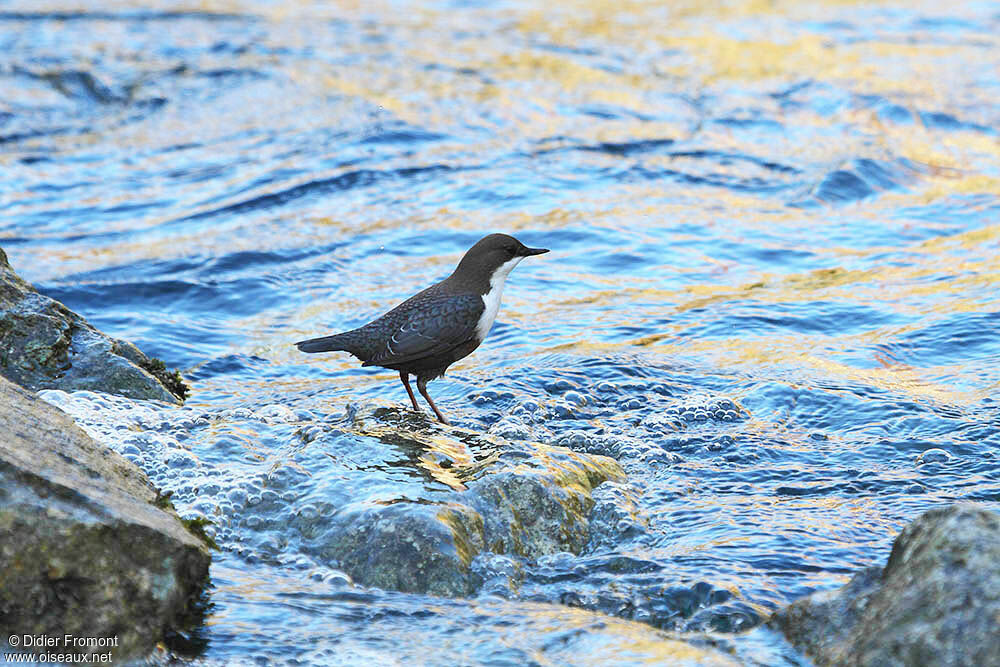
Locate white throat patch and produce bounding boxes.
[475,256,524,341]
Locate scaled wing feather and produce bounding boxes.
[362,293,483,367]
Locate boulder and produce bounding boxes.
[301,403,625,596]
[0,247,186,403]
[771,504,1000,666]
[0,377,210,661]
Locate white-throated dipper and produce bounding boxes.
[295,233,548,424]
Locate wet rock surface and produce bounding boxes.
[0,377,210,660]
[235,402,627,597]
[0,247,185,403]
[318,404,625,595]
[770,504,1000,667]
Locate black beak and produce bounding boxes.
[521,246,549,256]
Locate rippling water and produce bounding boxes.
[3,0,1000,664]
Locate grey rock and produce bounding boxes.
[0,247,183,403]
[317,501,486,597]
[302,403,625,596]
[0,377,210,661]
[467,455,606,557]
[771,504,1000,667]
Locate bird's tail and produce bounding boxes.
[295,332,352,354]
[295,328,373,358]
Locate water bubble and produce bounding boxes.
[641,448,683,465]
[222,407,255,420]
[296,504,320,521]
[537,551,576,569]
[122,451,143,465]
[916,448,952,465]
[489,417,532,440]
[119,443,142,458]
[472,553,523,581]
[199,482,222,496]
[552,402,576,419]
[616,443,642,459]
[257,404,298,423]
[545,378,580,394]
[617,398,643,411]
[123,432,168,457]
[191,499,217,516]
[554,430,592,450]
[165,449,199,468]
[226,487,248,506]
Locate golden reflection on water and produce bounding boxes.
[498,606,743,666]
[207,560,741,662]
[349,412,624,493]
[18,0,999,291]
[14,0,997,414]
[356,418,482,491]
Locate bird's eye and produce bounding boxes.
[506,245,518,255]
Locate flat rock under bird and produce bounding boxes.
[296,233,548,424]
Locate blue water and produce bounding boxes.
[3,1,1000,664]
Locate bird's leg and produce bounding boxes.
[416,377,450,425]
[399,371,420,411]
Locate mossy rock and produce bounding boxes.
[0,377,210,661]
[0,247,188,403]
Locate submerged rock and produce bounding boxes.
[0,377,210,660]
[0,247,186,403]
[771,504,1000,666]
[317,501,486,597]
[303,403,626,596]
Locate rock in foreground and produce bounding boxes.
[0,247,185,403]
[0,377,210,661]
[771,504,1000,667]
